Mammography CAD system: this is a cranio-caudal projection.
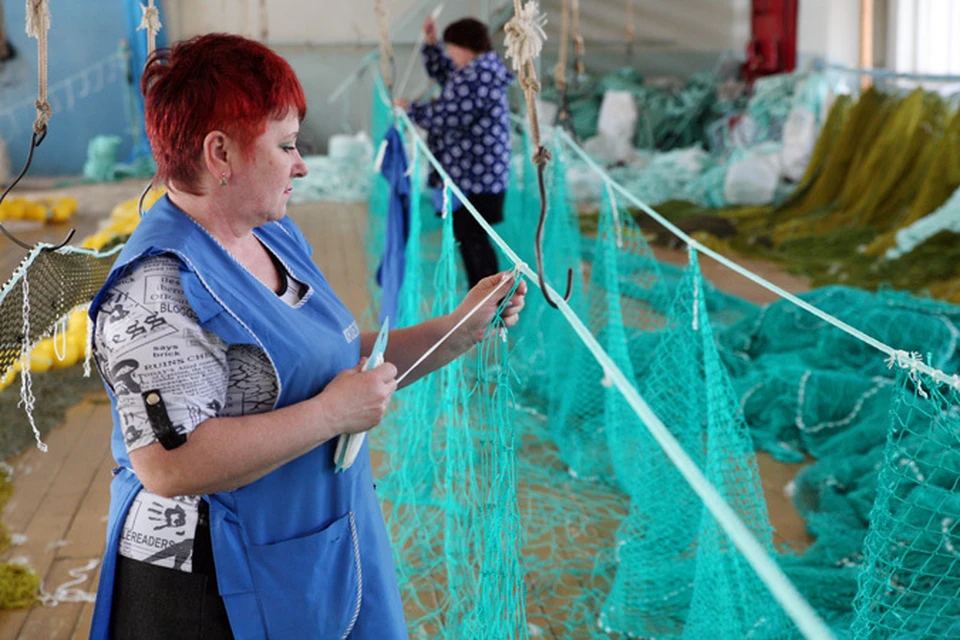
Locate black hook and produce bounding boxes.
[533,148,573,309]
[0,125,77,252]
[137,178,156,217]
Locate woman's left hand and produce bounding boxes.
[450,271,528,349]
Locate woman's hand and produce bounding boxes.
[424,17,438,45]
[450,271,528,349]
[395,98,411,110]
[316,360,398,436]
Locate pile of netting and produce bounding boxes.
[659,81,960,303]
[561,69,833,210]
[540,68,746,151]
[366,76,960,638]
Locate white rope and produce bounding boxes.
[505,1,550,164]
[503,1,547,74]
[394,110,836,639]
[396,4,444,99]
[441,181,451,219]
[18,273,47,453]
[39,559,99,606]
[554,0,569,89]
[374,0,394,90]
[570,0,584,75]
[138,1,162,56]
[52,314,67,362]
[24,0,49,39]
[604,181,623,249]
[691,250,700,331]
[25,0,51,134]
[556,127,960,392]
[396,266,522,385]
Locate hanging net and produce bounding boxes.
[365,68,960,639]
[0,244,122,382]
[2,59,960,638]
[851,368,960,638]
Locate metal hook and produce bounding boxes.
[0,126,77,252]
[137,178,156,217]
[533,153,573,309]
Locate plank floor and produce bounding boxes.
[0,195,812,638]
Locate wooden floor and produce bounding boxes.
[0,191,811,638]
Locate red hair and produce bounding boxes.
[141,33,307,193]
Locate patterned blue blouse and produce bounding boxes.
[408,44,514,194]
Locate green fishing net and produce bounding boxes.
[661,86,960,301]
[369,86,960,638]
[851,369,960,638]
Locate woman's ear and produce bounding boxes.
[202,130,231,183]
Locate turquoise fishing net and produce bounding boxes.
[851,369,960,638]
[367,93,960,639]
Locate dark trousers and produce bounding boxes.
[453,192,505,289]
[110,502,234,639]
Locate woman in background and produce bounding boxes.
[399,17,514,289]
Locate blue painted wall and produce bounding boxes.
[0,0,133,176]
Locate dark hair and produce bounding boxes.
[442,18,493,53]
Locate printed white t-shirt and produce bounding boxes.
[95,254,304,572]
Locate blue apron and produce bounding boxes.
[88,196,407,639]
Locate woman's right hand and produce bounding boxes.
[424,17,438,45]
[317,360,398,436]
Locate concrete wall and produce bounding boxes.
[0,1,880,175]
[0,0,132,176]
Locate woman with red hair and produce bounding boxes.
[87,34,526,639]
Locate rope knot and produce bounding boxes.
[504,2,547,73]
[520,76,541,94]
[25,0,50,39]
[532,146,552,167]
[33,99,51,135]
[138,3,162,36]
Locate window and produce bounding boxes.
[888,0,960,75]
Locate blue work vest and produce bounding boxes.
[87,196,407,639]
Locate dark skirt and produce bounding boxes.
[110,501,234,640]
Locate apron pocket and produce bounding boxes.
[247,511,362,639]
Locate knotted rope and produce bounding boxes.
[0,1,75,252]
[504,1,572,308]
[137,0,162,56]
[374,0,394,92]
[570,0,585,78]
[25,0,50,136]
[504,1,548,163]
[553,0,569,94]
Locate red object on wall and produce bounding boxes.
[743,0,799,82]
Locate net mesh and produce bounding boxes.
[851,368,960,638]
[370,86,960,638]
[0,245,121,382]
[0,68,958,637]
